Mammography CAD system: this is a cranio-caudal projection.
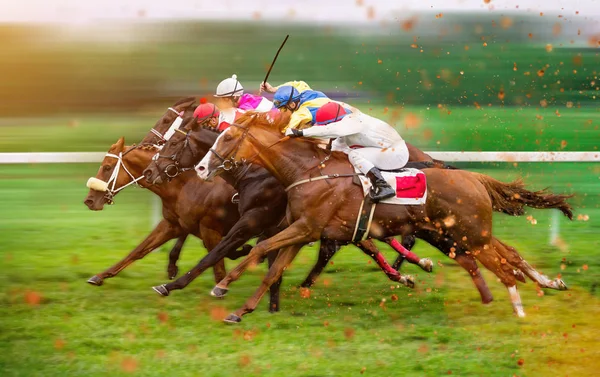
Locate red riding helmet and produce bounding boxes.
[193,103,220,123]
[315,102,348,125]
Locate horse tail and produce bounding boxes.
[474,173,574,219]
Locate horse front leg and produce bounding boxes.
[88,219,180,286]
[152,209,265,296]
[224,244,303,324]
[266,250,282,313]
[300,239,340,288]
[167,234,188,279]
[211,219,317,298]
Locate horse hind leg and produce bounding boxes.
[453,253,494,304]
[493,237,567,290]
[300,239,340,288]
[474,244,525,318]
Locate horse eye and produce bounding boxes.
[224,134,233,142]
[103,165,111,171]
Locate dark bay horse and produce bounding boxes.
[196,111,573,322]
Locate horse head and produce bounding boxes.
[142,115,222,185]
[196,111,291,181]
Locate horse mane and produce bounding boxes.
[235,110,291,132]
[198,124,223,134]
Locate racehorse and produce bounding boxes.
[83,99,411,312]
[145,110,570,317]
[195,111,573,323]
[143,118,432,299]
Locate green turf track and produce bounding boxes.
[1,107,599,376]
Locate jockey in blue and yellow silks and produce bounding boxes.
[261,80,342,131]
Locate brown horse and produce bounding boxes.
[143,116,432,300]
[84,98,204,282]
[196,111,572,322]
[83,102,400,312]
[83,138,239,285]
[147,111,570,309]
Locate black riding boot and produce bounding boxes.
[366,167,395,202]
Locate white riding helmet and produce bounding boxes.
[214,74,244,98]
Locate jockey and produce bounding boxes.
[215,74,274,124]
[285,102,408,202]
[261,80,335,131]
[193,103,239,132]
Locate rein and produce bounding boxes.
[149,107,184,144]
[151,128,198,179]
[99,149,146,204]
[210,123,290,172]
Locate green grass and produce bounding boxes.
[1,106,599,376]
[0,162,599,376]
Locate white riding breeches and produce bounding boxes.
[347,141,409,175]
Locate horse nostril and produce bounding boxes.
[84,199,94,207]
[143,169,153,180]
[198,165,206,171]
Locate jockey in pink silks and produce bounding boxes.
[214,74,275,124]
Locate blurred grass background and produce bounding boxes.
[1,12,599,377]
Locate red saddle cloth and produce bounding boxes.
[395,172,427,199]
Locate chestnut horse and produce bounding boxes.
[146,111,570,311]
[196,111,572,322]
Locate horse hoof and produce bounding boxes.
[167,266,178,280]
[403,275,415,289]
[223,314,242,324]
[556,279,568,290]
[418,258,433,273]
[152,284,170,297]
[211,286,229,298]
[87,276,104,286]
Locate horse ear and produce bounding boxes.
[184,117,199,131]
[109,137,125,153]
[174,97,196,111]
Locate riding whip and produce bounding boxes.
[262,35,289,89]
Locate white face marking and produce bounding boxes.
[196,128,230,180]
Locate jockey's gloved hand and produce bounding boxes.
[285,128,303,137]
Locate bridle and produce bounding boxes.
[151,128,197,179]
[208,122,289,174]
[94,147,146,205]
[149,107,185,144]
